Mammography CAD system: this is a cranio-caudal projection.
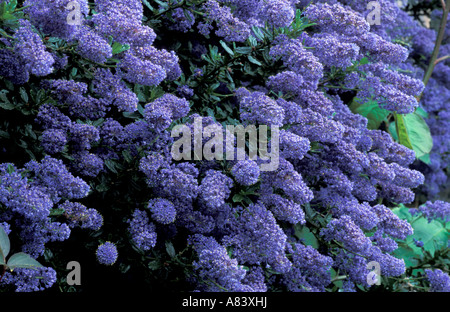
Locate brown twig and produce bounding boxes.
[435,55,450,65]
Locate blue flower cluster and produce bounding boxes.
[0,0,448,293]
[96,241,118,265]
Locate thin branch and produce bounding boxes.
[417,0,450,102]
[435,54,450,65]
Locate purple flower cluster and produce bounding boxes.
[425,269,450,292]
[231,160,260,186]
[144,94,190,132]
[411,201,450,223]
[148,198,177,225]
[13,20,54,77]
[96,241,118,265]
[283,243,333,292]
[223,203,291,274]
[188,234,250,291]
[60,201,103,230]
[24,0,88,40]
[128,209,157,251]
[199,170,233,211]
[0,0,449,293]
[0,267,57,292]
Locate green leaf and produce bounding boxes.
[395,114,413,150]
[122,150,133,163]
[411,218,449,257]
[403,112,433,158]
[0,101,14,110]
[232,194,244,203]
[111,42,130,55]
[294,225,319,249]
[219,40,234,56]
[0,2,6,16]
[7,0,18,11]
[19,87,28,103]
[392,246,419,268]
[418,153,431,165]
[0,225,10,263]
[251,26,265,41]
[359,57,369,65]
[142,0,155,11]
[49,208,65,216]
[104,159,118,174]
[415,106,429,119]
[70,67,78,78]
[235,47,253,55]
[349,99,389,130]
[7,252,43,270]
[165,241,176,258]
[392,205,413,222]
[248,55,262,66]
[6,164,14,174]
[0,130,10,139]
[389,121,398,141]
[148,260,161,270]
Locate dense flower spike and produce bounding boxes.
[24,156,90,202]
[223,203,292,273]
[76,27,112,64]
[60,201,103,230]
[303,3,370,37]
[13,20,54,77]
[0,267,57,292]
[411,201,450,223]
[188,234,251,291]
[0,0,448,293]
[128,209,157,251]
[199,170,233,211]
[41,129,67,154]
[425,269,450,292]
[144,94,190,132]
[93,68,139,112]
[238,88,285,126]
[117,51,166,87]
[202,0,251,42]
[24,0,89,40]
[283,243,333,292]
[270,35,324,89]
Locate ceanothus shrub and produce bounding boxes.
[0,0,448,292]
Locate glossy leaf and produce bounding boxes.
[7,252,43,270]
[294,225,319,249]
[349,99,390,130]
[0,225,10,264]
[403,112,433,158]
